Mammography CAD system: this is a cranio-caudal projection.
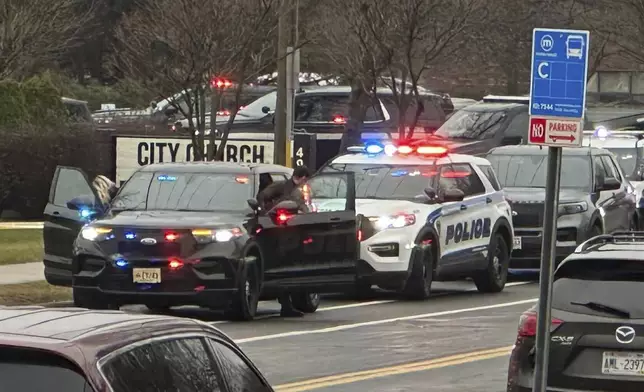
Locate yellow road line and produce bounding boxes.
[274,346,513,392]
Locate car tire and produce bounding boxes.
[291,292,320,313]
[73,288,109,310]
[228,261,260,321]
[354,280,373,299]
[473,234,509,293]
[403,246,433,300]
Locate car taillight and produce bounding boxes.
[168,258,184,270]
[332,115,346,124]
[164,232,179,241]
[275,209,293,224]
[517,310,563,337]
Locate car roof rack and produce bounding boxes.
[577,231,644,252]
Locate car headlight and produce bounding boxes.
[558,202,587,216]
[80,226,113,241]
[369,213,416,230]
[191,228,243,244]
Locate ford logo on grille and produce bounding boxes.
[140,238,157,245]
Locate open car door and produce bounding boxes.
[43,166,101,286]
[258,172,357,292]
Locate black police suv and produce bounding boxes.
[508,232,644,392]
[431,95,594,156]
[485,145,637,270]
[42,162,359,320]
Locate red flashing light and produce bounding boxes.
[211,78,233,89]
[517,311,563,337]
[168,258,184,270]
[416,146,448,155]
[275,209,292,224]
[332,116,346,124]
[441,171,471,178]
[164,232,179,241]
[235,176,249,184]
[397,145,414,154]
[217,110,231,116]
[421,171,438,177]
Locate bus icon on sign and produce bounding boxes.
[566,35,585,59]
[540,35,553,52]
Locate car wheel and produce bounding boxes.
[229,261,260,321]
[291,292,320,313]
[473,234,509,293]
[403,246,433,300]
[73,288,109,310]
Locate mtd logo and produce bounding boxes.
[445,218,492,245]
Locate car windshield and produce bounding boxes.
[238,91,277,117]
[486,154,591,189]
[111,171,252,212]
[434,107,508,140]
[321,163,437,200]
[0,349,90,391]
[606,147,639,174]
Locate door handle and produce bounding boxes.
[460,205,467,211]
[329,217,341,222]
[53,211,60,216]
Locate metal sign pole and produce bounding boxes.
[532,146,562,392]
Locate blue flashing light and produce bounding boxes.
[594,126,610,139]
[365,142,384,155]
[115,258,128,268]
[124,232,136,240]
[80,208,92,218]
[157,175,177,181]
[391,170,407,177]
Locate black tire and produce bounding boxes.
[473,234,509,293]
[228,261,260,321]
[291,292,320,313]
[403,247,433,300]
[588,224,602,238]
[73,288,110,310]
[354,280,373,299]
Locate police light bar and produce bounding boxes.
[482,95,529,104]
[347,142,449,157]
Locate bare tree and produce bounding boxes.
[372,0,487,139]
[113,0,279,161]
[0,0,96,79]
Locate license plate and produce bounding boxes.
[133,268,161,284]
[602,351,644,376]
[513,236,522,250]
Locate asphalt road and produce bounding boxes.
[124,277,539,391]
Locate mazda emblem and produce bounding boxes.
[616,326,636,344]
[140,238,157,245]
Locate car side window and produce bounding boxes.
[52,168,95,207]
[209,340,271,392]
[601,155,623,182]
[479,165,502,191]
[438,163,486,197]
[102,338,223,392]
[307,174,349,212]
[271,173,290,182]
[593,156,608,184]
[503,111,528,139]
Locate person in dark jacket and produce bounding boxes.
[257,166,312,317]
[257,166,311,213]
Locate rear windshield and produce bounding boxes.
[0,347,90,391]
[321,163,437,200]
[434,107,508,140]
[111,172,252,212]
[553,258,644,319]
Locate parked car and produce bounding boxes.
[0,306,274,391]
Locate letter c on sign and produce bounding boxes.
[538,62,549,79]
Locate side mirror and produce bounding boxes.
[150,100,157,110]
[247,198,260,211]
[600,177,621,191]
[423,187,437,199]
[439,189,465,203]
[261,106,271,114]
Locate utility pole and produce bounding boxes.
[273,0,289,166]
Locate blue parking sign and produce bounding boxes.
[529,28,590,119]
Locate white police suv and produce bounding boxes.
[314,141,515,300]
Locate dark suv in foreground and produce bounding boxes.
[485,145,637,270]
[508,232,644,391]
